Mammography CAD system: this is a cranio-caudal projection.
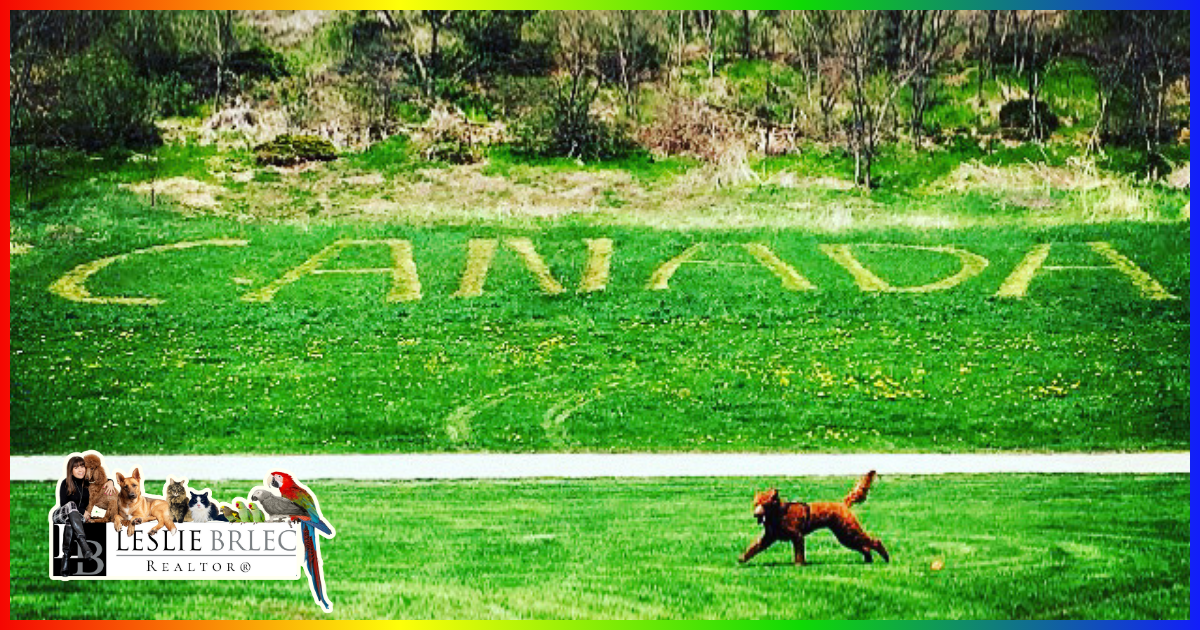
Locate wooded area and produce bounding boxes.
[10,10,1191,190]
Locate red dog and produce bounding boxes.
[739,471,889,565]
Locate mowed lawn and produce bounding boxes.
[11,474,1189,619]
[9,212,1189,454]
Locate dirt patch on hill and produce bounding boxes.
[392,163,644,216]
[241,10,335,48]
[928,160,1119,193]
[127,177,225,211]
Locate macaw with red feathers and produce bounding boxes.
[270,471,334,611]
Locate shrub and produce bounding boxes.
[413,105,496,165]
[999,99,1061,139]
[13,47,161,151]
[423,140,481,164]
[226,46,290,81]
[511,80,638,161]
[639,94,753,162]
[254,134,339,166]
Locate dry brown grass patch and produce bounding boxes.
[127,177,225,210]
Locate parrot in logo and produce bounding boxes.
[220,505,241,522]
[270,471,334,611]
[248,502,266,523]
[234,500,250,523]
[250,489,307,522]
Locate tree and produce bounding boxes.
[785,10,843,141]
[739,10,753,59]
[694,10,718,78]
[10,11,159,151]
[896,10,954,147]
[973,10,1002,104]
[455,10,544,76]
[422,10,455,95]
[1071,11,1189,155]
[515,11,611,159]
[830,11,928,189]
[206,11,238,107]
[1009,11,1060,142]
[602,11,664,119]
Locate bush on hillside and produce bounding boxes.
[511,80,638,161]
[999,99,1061,139]
[254,134,338,166]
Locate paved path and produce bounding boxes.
[9,452,1189,481]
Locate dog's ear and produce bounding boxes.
[131,468,141,481]
[115,471,125,483]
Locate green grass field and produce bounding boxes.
[10,199,1189,454]
[11,475,1189,619]
[9,108,1190,619]
[9,50,1193,622]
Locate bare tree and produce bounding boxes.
[897,10,954,147]
[603,11,663,120]
[974,10,1002,104]
[1074,10,1188,155]
[831,11,925,189]
[739,10,753,59]
[422,10,455,97]
[202,10,238,108]
[538,11,607,158]
[1014,11,1048,141]
[781,11,841,141]
[695,10,718,78]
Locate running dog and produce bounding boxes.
[113,468,177,537]
[739,471,889,565]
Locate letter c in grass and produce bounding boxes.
[49,239,249,306]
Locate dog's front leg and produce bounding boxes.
[791,536,807,565]
[739,536,774,564]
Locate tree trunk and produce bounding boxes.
[430,23,440,88]
[863,148,873,190]
[741,11,752,59]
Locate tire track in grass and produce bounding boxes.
[444,375,558,444]
[541,395,592,449]
[540,375,653,448]
[444,385,516,444]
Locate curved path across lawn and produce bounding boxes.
[8,452,1190,481]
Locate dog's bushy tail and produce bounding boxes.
[844,470,876,506]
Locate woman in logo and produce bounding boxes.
[52,455,115,576]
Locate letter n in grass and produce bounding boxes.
[453,238,605,298]
[242,239,421,303]
[995,242,1176,300]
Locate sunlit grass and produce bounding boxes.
[10,203,1189,455]
[11,475,1188,619]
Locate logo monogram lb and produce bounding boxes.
[56,527,105,576]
